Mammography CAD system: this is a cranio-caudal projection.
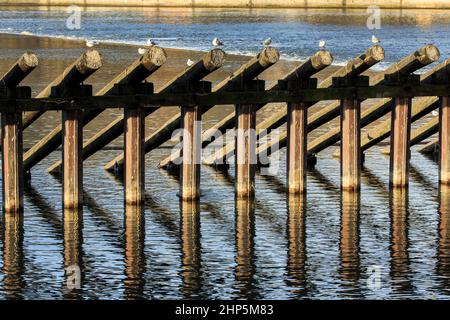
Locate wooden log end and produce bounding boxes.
[311,50,333,69]
[76,49,103,74]
[19,52,39,71]
[142,46,167,69]
[258,46,280,67]
[203,48,226,71]
[364,45,385,64]
[416,44,440,65]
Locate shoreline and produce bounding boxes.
[2,1,450,10]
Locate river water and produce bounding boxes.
[0,6,450,300]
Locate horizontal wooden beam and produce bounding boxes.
[2,84,450,112]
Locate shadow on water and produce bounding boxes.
[1,213,24,300]
[437,185,450,296]
[389,188,415,295]
[285,194,307,298]
[339,191,361,298]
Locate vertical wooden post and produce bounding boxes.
[390,97,412,188]
[180,106,201,200]
[1,111,24,213]
[124,106,145,205]
[235,104,257,198]
[63,109,83,209]
[341,99,361,191]
[287,102,308,194]
[440,96,450,185]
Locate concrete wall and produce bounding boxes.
[1,0,450,9]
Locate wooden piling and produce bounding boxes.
[235,103,257,198]
[341,99,361,191]
[0,52,38,87]
[1,111,24,212]
[440,96,450,185]
[390,97,412,188]
[62,109,83,209]
[124,106,145,205]
[180,106,201,200]
[63,207,83,296]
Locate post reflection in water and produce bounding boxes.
[339,191,361,297]
[180,200,202,299]
[286,194,307,297]
[63,207,84,299]
[234,198,257,299]
[438,185,450,295]
[1,212,24,299]
[389,188,414,294]
[123,204,146,299]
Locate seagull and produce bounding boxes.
[187,59,195,67]
[212,37,223,47]
[319,40,326,50]
[432,110,439,117]
[263,37,272,47]
[86,40,95,48]
[147,39,156,47]
[371,35,380,44]
[138,48,146,55]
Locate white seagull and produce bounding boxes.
[371,35,380,44]
[147,39,156,47]
[187,59,195,67]
[212,37,223,47]
[86,40,96,48]
[432,110,439,117]
[138,48,146,55]
[319,40,326,50]
[263,37,272,47]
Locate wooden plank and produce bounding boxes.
[124,106,145,205]
[341,99,361,191]
[390,97,412,188]
[441,96,450,184]
[104,47,276,173]
[0,52,38,87]
[180,106,201,200]
[26,46,166,173]
[1,111,23,212]
[63,109,83,209]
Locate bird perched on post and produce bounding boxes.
[212,37,223,47]
[263,37,272,47]
[319,40,326,50]
[371,35,380,44]
[86,40,96,48]
[138,48,146,55]
[147,39,156,47]
[432,110,439,117]
[187,59,194,67]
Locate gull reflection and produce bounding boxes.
[124,205,146,299]
[180,200,202,298]
[2,212,24,299]
[286,193,307,297]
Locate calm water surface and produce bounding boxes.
[0,7,450,300]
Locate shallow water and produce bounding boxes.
[0,7,450,300]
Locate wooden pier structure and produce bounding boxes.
[1,43,449,212]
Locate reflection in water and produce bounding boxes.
[63,207,84,299]
[1,213,24,299]
[235,198,257,299]
[339,191,361,297]
[438,186,450,295]
[180,200,202,299]
[286,194,307,297]
[389,188,414,294]
[124,205,146,300]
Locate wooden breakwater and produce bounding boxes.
[3,0,450,9]
[0,43,449,213]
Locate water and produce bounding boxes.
[0,6,450,300]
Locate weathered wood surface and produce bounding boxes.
[341,99,361,191]
[441,96,450,185]
[23,49,102,129]
[24,46,166,173]
[104,47,277,172]
[46,48,220,174]
[0,52,38,88]
[203,46,381,166]
[306,45,439,158]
